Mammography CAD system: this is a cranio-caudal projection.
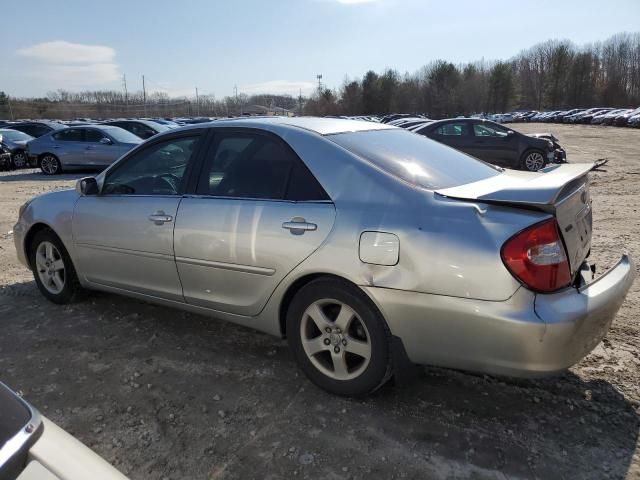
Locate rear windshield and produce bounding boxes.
[328,129,500,189]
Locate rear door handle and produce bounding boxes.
[148,211,173,225]
[282,218,317,234]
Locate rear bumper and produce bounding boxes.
[364,254,635,377]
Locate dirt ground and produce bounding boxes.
[0,123,639,480]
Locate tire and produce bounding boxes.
[39,154,61,175]
[521,149,546,172]
[286,278,392,396]
[12,151,28,169]
[29,229,82,304]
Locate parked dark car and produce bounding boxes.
[614,107,640,126]
[0,143,11,170]
[0,128,34,168]
[3,120,66,138]
[104,119,170,139]
[414,119,562,171]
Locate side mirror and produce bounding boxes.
[76,177,99,196]
[100,137,113,145]
[506,130,515,137]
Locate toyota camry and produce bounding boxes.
[13,117,635,396]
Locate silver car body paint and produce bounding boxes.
[13,117,635,377]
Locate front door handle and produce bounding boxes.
[282,218,317,235]
[148,211,173,225]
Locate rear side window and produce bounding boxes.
[198,133,329,201]
[434,123,468,136]
[329,129,500,190]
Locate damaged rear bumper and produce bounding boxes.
[363,254,635,377]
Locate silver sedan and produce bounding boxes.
[26,125,141,175]
[13,117,635,396]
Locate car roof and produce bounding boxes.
[177,116,394,136]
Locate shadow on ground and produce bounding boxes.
[0,280,637,479]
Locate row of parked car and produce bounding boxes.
[0,118,189,173]
[0,112,568,174]
[490,107,640,126]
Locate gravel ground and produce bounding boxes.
[0,123,639,480]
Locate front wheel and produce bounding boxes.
[29,229,82,304]
[286,278,392,396]
[521,150,546,172]
[39,154,61,175]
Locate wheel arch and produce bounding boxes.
[278,273,383,339]
[23,222,58,269]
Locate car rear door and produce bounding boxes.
[50,128,85,167]
[173,128,336,316]
[73,131,205,301]
[425,121,473,155]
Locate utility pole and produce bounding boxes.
[234,85,238,116]
[7,95,14,120]
[122,74,128,104]
[195,87,200,116]
[316,74,323,96]
[298,88,303,116]
[142,75,147,117]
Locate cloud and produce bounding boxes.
[16,40,119,88]
[17,40,116,64]
[239,80,316,96]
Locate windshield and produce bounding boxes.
[103,126,143,144]
[0,129,32,141]
[329,129,501,190]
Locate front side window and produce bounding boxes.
[53,129,83,142]
[102,136,199,195]
[197,133,328,201]
[473,123,508,137]
[85,129,107,142]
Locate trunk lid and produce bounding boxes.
[436,163,594,275]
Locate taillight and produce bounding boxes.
[501,218,571,293]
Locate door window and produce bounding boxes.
[434,123,468,136]
[85,129,107,142]
[102,136,199,195]
[473,123,508,137]
[53,129,84,142]
[198,133,328,201]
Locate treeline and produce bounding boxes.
[305,32,640,117]
[1,32,638,120]
[0,90,301,120]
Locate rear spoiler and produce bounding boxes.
[435,163,596,208]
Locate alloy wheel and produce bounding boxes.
[525,152,545,171]
[40,156,59,175]
[300,299,371,381]
[12,152,27,168]
[35,241,66,294]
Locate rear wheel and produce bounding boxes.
[29,229,82,304]
[286,278,392,396]
[521,150,546,172]
[39,154,61,175]
[12,151,27,169]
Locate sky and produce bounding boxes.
[1,0,639,99]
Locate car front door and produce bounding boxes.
[173,129,336,316]
[72,132,204,301]
[470,122,517,166]
[84,128,118,167]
